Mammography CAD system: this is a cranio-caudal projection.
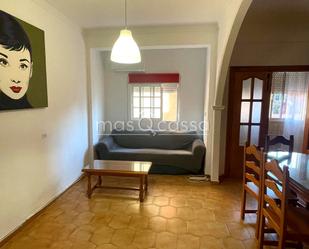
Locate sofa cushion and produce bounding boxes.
[111,129,153,149]
[109,147,192,156]
[106,147,197,173]
[111,129,200,150]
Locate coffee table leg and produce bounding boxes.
[97,176,102,186]
[145,175,148,192]
[87,173,92,198]
[139,175,144,202]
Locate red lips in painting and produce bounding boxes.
[10,86,22,93]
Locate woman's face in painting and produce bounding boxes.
[0,44,32,100]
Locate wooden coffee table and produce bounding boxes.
[82,160,152,202]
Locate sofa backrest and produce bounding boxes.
[111,129,201,149]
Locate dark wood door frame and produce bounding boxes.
[229,66,309,72]
[225,65,309,177]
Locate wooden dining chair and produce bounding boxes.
[265,135,294,153]
[258,160,309,249]
[241,143,264,238]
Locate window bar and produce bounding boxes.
[139,86,142,119]
[280,72,286,119]
[151,86,154,118]
[161,84,163,121]
[247,77,254,145]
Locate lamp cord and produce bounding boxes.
[125,0,127,29]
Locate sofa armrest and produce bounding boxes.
[99,136,115,151]
[95,136,116,160]
[191,139,206,156]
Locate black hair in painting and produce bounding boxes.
[0,10,32,60]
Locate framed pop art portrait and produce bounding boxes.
[0,10,47,111]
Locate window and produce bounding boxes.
[130,84,178,121]
[269,72,308,121]
[270,90,285,120]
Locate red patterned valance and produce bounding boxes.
[128,73,180,83]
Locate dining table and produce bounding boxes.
[267,151,309,208]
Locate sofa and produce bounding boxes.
[95,129,206,174]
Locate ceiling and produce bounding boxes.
[46,0,223,28]
[46,0,309,29]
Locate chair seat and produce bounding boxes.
[287,206,309,240]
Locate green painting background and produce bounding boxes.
[16,16,48,108]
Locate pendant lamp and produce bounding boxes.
[111,0,141,64]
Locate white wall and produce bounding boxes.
[102,48,206,126]
[206,0,252,179]
[0,0,88,241]
[90,50,105,145]
[216,0,249,79]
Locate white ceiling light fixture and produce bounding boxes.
[111,0,141,64]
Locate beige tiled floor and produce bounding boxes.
[0,175,274,249]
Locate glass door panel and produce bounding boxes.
[253,78,263,99]
[239,125,249,146]
[251,125,260,145]
[242,79,251,99]
[239,77,265,146]
[252,102,262,123]
[240,102,250,123]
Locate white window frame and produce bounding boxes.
[128,83,179,121]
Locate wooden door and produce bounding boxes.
[226,69,272,178]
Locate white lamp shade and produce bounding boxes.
[111,29,141,64]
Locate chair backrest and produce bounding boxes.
[243,143,264,188]
[265,135,294,153]
[261,160,289,234]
